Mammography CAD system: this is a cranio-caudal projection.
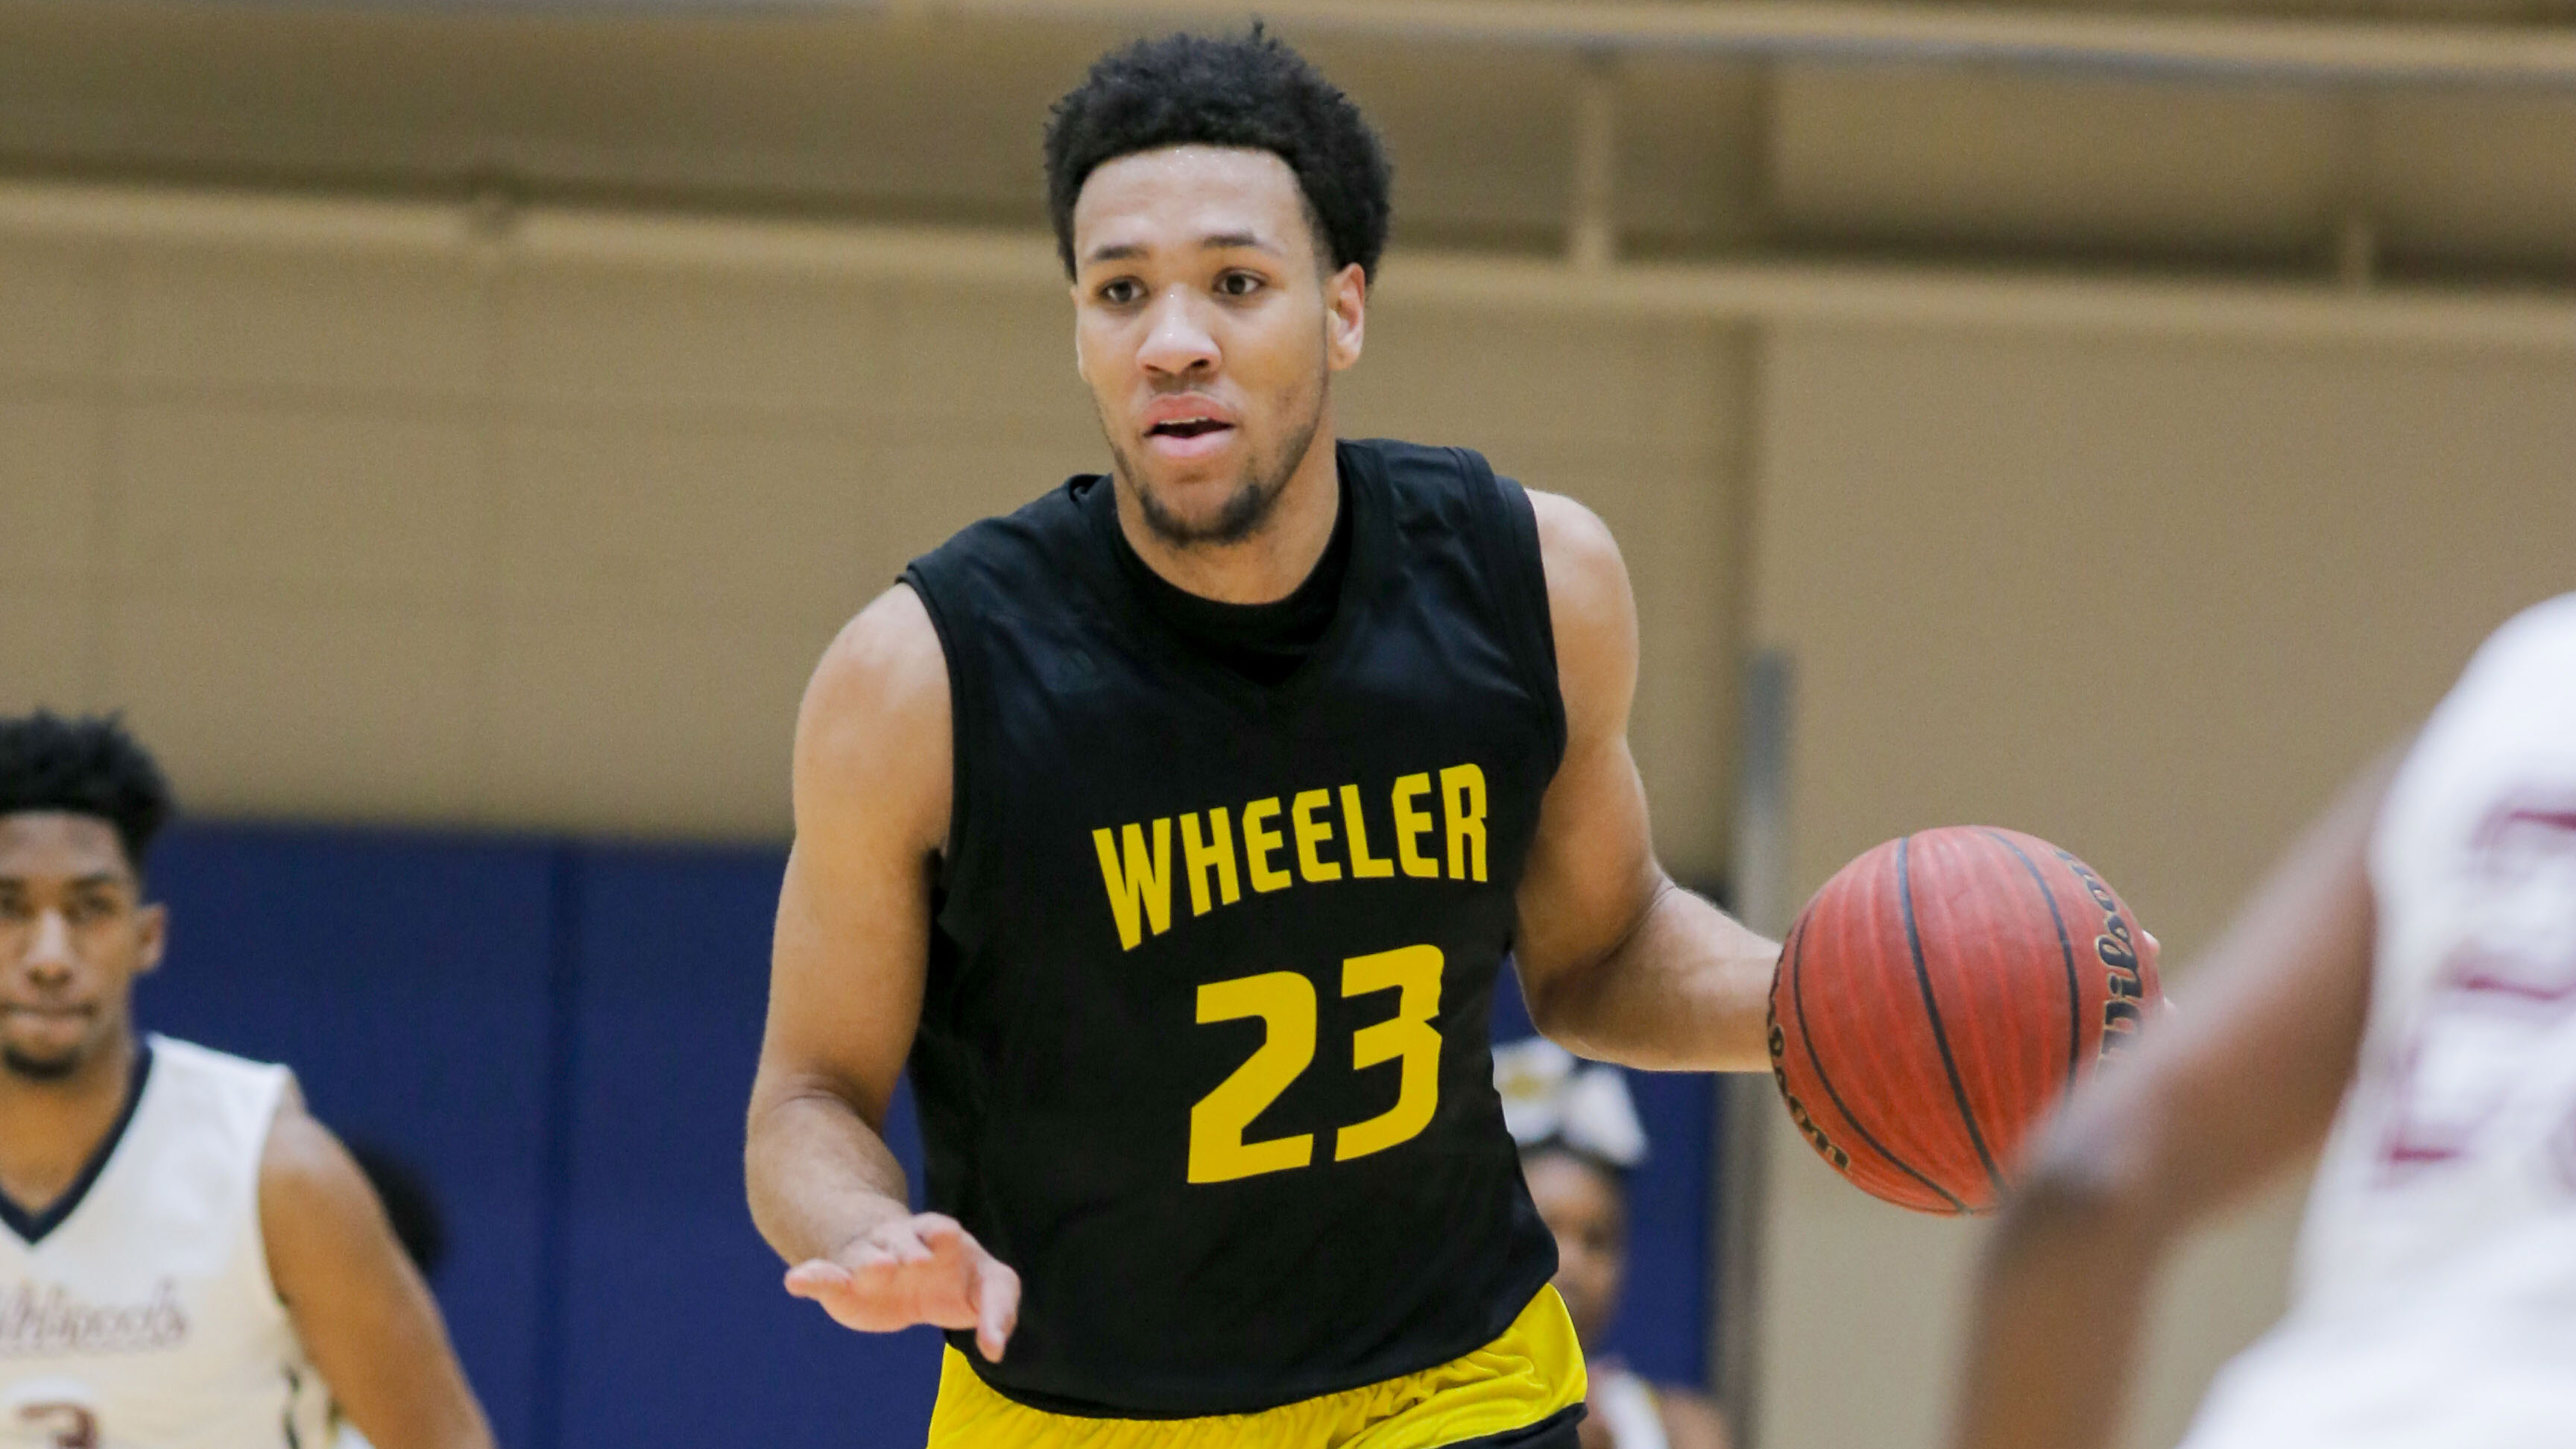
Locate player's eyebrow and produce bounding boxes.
[0,872,126,888]
[1198,232,1277,255]
[1082,232,1281,266]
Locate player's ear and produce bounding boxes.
[1326,262,1366,373]
[133,900,167,978]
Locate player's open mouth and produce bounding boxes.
[1143,417,1238,461]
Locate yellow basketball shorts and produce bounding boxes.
[924,1286,1588,1449]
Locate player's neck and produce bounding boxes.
[0,1028,141,1210]
[1114,426,1343,605]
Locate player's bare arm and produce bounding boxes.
[1948,751,2394,1449]
[1510,491,1778,1073]
[1658,1389,1734,1449]
[743,584,1020,1363]
[259,1083,493,1449]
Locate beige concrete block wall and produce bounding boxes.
[1750,323,2576,1449]
[10,186,2576,1449]
[0,212,1747,873]
[1341,305,1750,878]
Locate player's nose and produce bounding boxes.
[22,909,76,980]
[1136,289,1218,379]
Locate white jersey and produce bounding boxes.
[2184,594,2576,1449]
[0,1037,332,1449]
[1591,1365,1672,1449]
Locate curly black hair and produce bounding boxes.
[1044,26,1392,282]
[0,711,175,874]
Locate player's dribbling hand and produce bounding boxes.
[783,1212,1021,1363]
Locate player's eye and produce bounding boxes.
[1097,278,1143,306]
[1215,271,1263,298]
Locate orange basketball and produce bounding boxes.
[1767,826,2161,1215]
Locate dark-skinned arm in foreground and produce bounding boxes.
[1946,749,2399,1449]
[1509,492,1780,1073]
[742,585,1020,1363]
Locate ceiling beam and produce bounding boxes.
[910,0,2576,89]
[6,177,2573,352]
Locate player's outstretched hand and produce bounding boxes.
[783,1212,1021,1363]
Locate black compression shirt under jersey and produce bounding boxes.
[1099,469,1354,687]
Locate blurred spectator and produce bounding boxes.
[1497,1039,1731,1449]
[343,1140,448,1280]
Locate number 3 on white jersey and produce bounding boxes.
[8,1381,101,1449]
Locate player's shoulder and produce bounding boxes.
[1346,435,1511,528]
[1365,438,1634,693]
[145,1034,291,1098]
[1354,437,1615,576]
[255,1087,350,1193]
[2466,592,2576,679]
[800,587,950,777]
[2434,590,2576,727]
[1521,487,1631,649]
[1347,434,1477,479]
[122,1037,295,1174]
[1347,430,1616,579]
[904,474,1098,599]
[253,1081,385,1256]
[1522,488,1620,577]
[811,584,946,704]
[795,582,954,859]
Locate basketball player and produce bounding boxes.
[1494,1040,1731,1449]
[0,713,494,1449]
[1949,593,2576,1449]
[743,28,1778,1449]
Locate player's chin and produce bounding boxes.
[0,1031,89,1081]
[1137,473,1259,537]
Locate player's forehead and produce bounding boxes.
[1070,145,1316,268]
[1522,1149,1625,1222]
[0,812,134,886]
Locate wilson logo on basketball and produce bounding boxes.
[1767,1003,1849,1171]
[2059,851,2150,1059]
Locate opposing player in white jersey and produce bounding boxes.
[0,713,493,1449]
[1949,593,2576,1449]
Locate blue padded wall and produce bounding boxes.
[1493,972,1717,1389]
[139,824,559,1449]
[128,824,1716,1444]
[554,845,938,1449]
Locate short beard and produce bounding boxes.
[2,1045,81,1082]
[1109,381,1327,552]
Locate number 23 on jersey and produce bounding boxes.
[1187,945,1445,1184]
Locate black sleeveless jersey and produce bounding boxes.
[898,438,1565,1418]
